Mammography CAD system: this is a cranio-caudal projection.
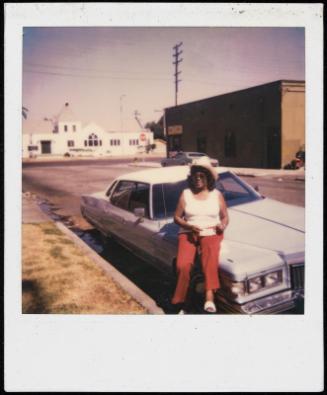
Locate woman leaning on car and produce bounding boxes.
[172,156,229,314]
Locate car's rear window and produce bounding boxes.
[152,171,262,219]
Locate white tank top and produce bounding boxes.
[181,188,221,236]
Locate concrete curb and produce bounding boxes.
[55,221,165,315]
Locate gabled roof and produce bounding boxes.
[56,102,78,123]
[22,119,55,135]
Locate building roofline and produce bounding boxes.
[165,79,305,110]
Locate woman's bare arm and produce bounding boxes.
[216,192,229,232]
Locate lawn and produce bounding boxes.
[22,222,147,314]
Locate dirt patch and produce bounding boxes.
[22,222,147,314]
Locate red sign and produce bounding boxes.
[140,133,146,141]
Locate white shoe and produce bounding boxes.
[178,309,186,315]
[204,300,217,313]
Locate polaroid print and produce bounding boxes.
[4,3,324,392]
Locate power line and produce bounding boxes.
[24,62,170,77]
[23,69,172,82]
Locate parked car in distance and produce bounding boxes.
[161,151,219,167]
[81,166,304,314]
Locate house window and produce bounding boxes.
[84,140,87,147]
[73,125,76,132]
[67,140,74,147]
[129,139,138,146]
[86,133,99,147]
[64,125,68,132]
[111,139,120,146]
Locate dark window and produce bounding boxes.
[196,136,207,153]
[216,172,262,207]
[84,140,87,147]
[87,133,99,147]
[67,140,74,147]
[224,131,236,157]
[28,145,38,151]
[110,181,150,217]
[110,181,135,210]
[99,140,102,146]
[152,181,187,219]
[64,125,68,132]
[73,125,76,132]
[129,183,150,218]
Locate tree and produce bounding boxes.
[144,117,165,140]
[22,106,29,119]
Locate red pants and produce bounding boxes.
[172,232,223,304]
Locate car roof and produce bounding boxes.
[116,165,229,184]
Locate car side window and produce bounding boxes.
[105,181,117,197]
[110,180,135,210]
[152,181,187,219]
[129,182,150,218]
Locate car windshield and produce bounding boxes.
[152,171,262,219]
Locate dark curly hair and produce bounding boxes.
[187,166,216,192]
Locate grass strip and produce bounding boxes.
[22,222,147,314]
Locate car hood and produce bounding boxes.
[225,198,304,255]
[161,198,304,258]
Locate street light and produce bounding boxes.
[120,94,126,132]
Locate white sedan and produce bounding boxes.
[80,166,304,314]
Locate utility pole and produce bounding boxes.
[172,42,183,106]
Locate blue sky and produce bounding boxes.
[23,27,305,131]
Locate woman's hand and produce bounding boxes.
[190,225,201,234]
[216,223,226,234]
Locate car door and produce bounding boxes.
[103,180,159,265]
[151,181,186,272]
[102,180,134,239]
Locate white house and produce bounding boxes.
[22,102,154,158]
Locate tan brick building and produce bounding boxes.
[165,80,305,169]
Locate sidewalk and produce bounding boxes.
[22,192,164,314]
[129,161,305,180]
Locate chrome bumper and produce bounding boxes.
[216,289,304,315]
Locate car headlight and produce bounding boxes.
[248,276,264,293]
[221,277,246,298]
[248,270,283,294]
[264,271,282,287]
